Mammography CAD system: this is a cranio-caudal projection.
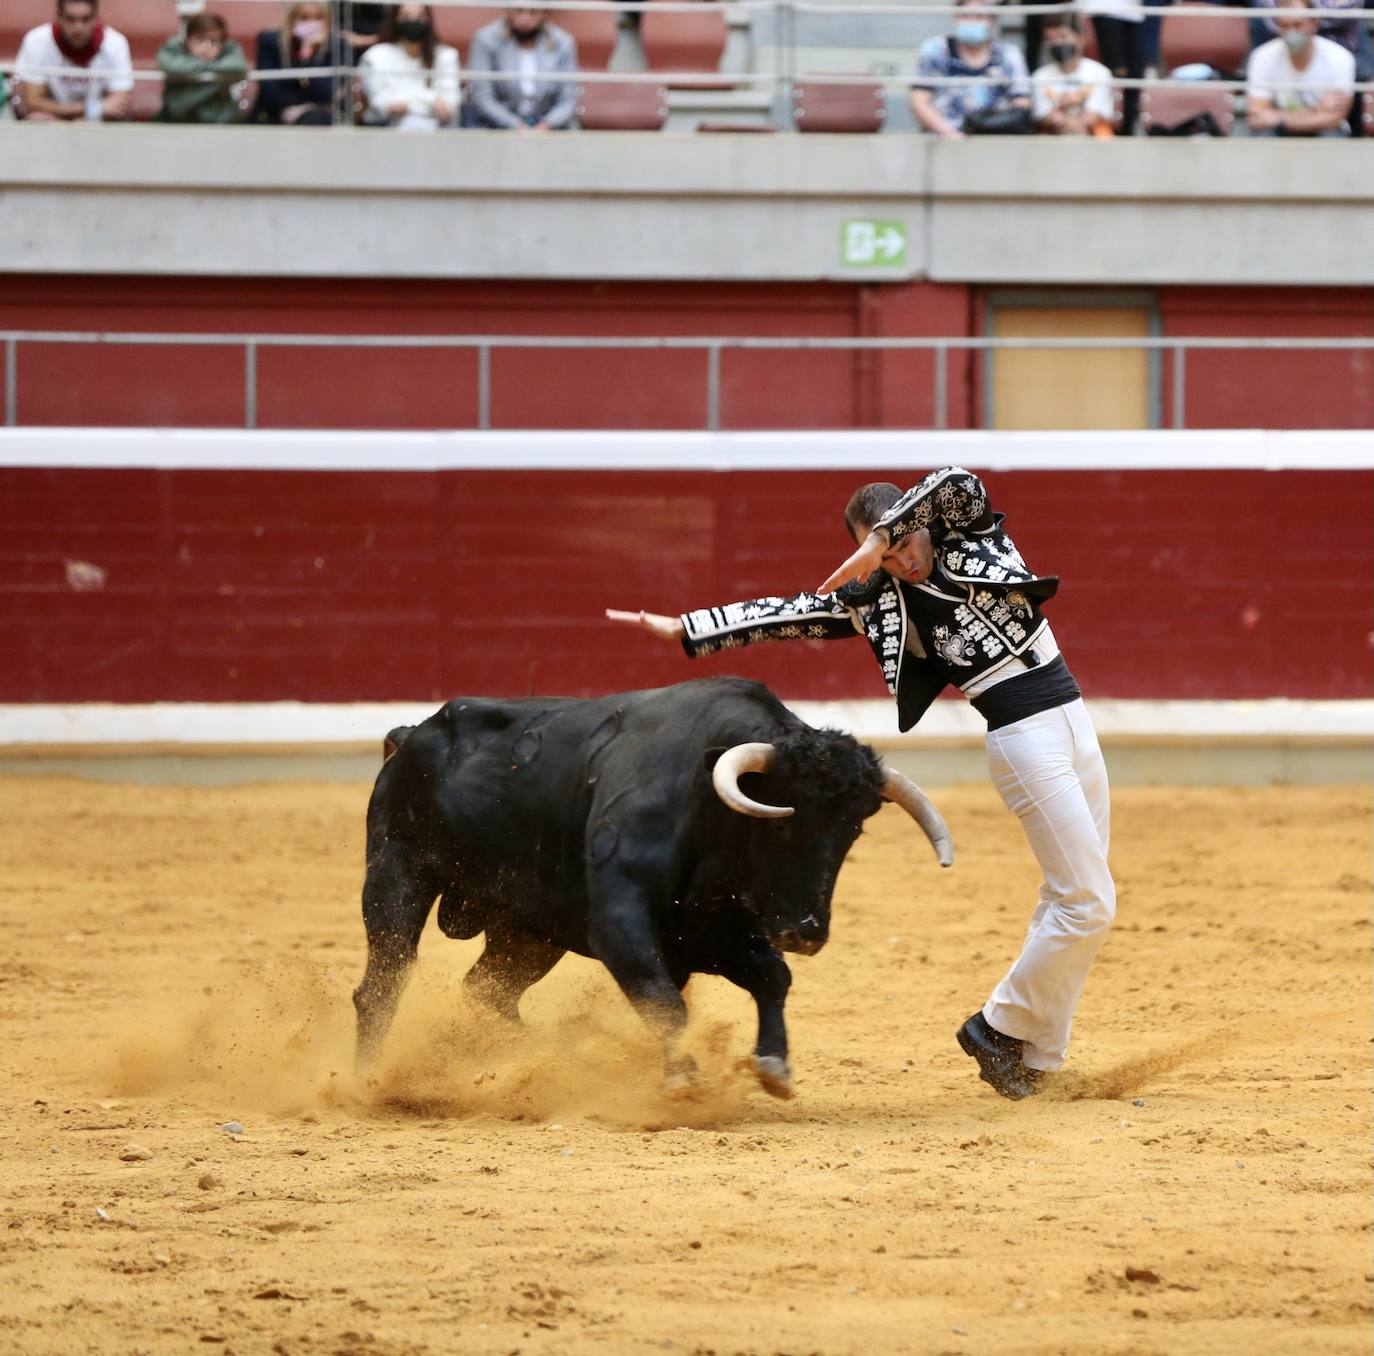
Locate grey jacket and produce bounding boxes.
[467,19,577,129]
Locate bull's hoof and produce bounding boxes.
[754,1055,794,1100]
[663,1054,700,1096]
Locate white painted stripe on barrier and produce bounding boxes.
[1,428,1373,472]
[1,699,1369,747]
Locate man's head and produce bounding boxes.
[506,6,548,40]
[1273,0,1318,53]
[953,0,995,47]
[56,0,98,49]
[843,481,935,585]
[186,12,227,61]
[1041,12,1083,66]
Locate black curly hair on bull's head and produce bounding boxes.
[765,727,885,819]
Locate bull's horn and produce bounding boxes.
[712,742,795,819]
[881,766,955,868]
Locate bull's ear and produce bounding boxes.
[383,736,400,763]
[702,747,727,773]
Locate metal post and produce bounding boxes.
[4,340,15,427]
[933,344,947,431]
[244,339,257,430]
[779,0,796,131]
[706,343,722,432]
[1172,344,1186,431]
[478,344,491,430]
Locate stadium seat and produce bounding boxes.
[1160,7,1251,77]
[640,1,728,87]
[792,79,885,132]
[97,0,179,63]
[553,7,620,70]
[1138,83,1236,134]
[576,78,668,129]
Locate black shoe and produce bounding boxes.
[956,1011,1041,1101]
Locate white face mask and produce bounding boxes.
[1281,28,1312,54]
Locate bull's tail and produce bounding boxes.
[383,724,416,763]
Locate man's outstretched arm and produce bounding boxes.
[607,592,861,658]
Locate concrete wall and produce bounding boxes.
[3,124,1373,285]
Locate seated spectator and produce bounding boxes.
[251,1,351,126]
[1249,0,1373,87]
[360,4,460,129]
[157,13,248,124]
[1031,12,1115,136]
[910,0,1030,137]
[1247,0,1355,136]
[15,0,133,122]
[467,7,578,131]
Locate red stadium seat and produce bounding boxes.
[1138,83,1235,134]
[1160,7,1252,77]
[792,79,885,132]
[575,78,668,128]
[97,0,179,63]
[554,7,619,70]
[640,0,727,87]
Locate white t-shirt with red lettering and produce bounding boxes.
[15,23,134,106]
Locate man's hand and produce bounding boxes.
[605,608,685,642]
[818,531,887,594]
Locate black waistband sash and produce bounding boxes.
[971,653,1082,732]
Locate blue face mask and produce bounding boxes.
[955,19,992,44]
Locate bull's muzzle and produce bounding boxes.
[772,913,827,956]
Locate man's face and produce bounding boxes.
[1044,25,1080,59]
[508,7,547,37]
[58,0,98,47]
[1274,8,1317,39]
[854,520,935,584]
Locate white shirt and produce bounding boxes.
[516,47,540,118]
[15,22,133,104]
[1031,55,1115,123]
[359,41,461,125]
[1246,34,1355,112]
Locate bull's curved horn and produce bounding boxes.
[881,766,955,867]
[712,742,795,819]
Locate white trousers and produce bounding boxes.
[981,698,1115,1072]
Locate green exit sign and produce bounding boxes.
[841,220,908,268]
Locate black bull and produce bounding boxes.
[353,677,953,1098]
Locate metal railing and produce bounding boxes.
[3,329,1373,430]
[3,0,1373,126]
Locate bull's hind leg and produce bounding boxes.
[353,850,439,1070]
[462,928,566,1022]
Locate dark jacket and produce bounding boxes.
[250,28,350,124]
[678,467,1060,732]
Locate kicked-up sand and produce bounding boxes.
[0,774,1369,1355]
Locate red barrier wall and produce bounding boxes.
[3,466,1370,704]
[6,275,1371,432]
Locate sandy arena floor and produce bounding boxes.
[0,774,1369,1356]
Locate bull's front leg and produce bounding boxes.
[705,929,795,1099]
[585,866,693,1089]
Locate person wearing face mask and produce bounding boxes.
[1031,13,1115,136]
[360,4,460,129]
[1246,0,1355,136]
[467,6,579,130]
[251,1,351,125]
[910,0,1031,138]
[607,468,1116,1102]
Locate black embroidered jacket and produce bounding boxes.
[678,466,1061,732]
